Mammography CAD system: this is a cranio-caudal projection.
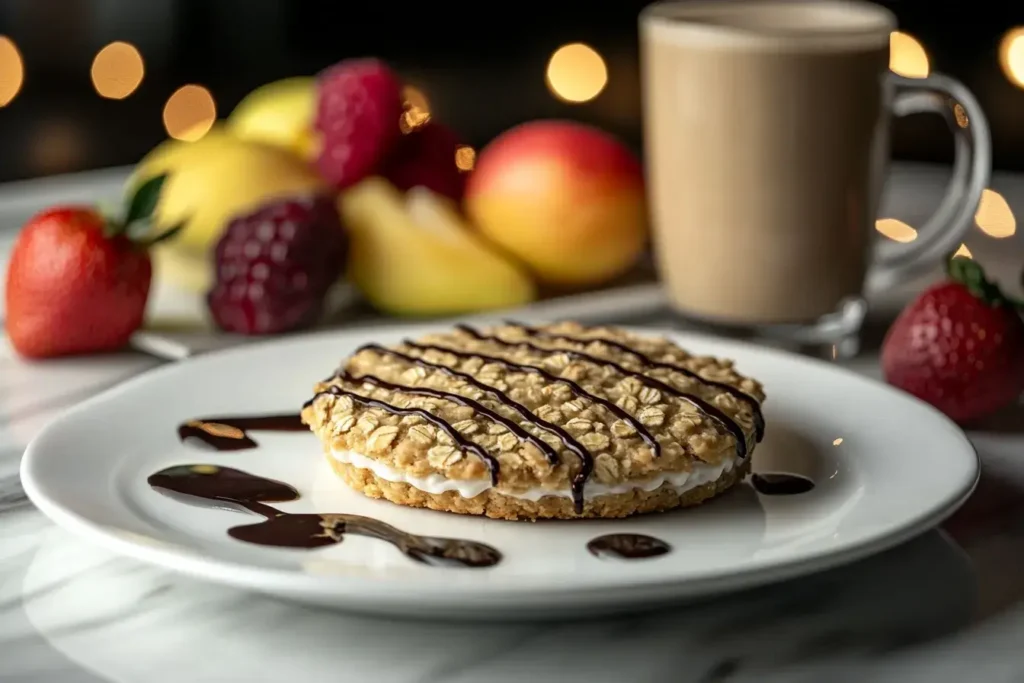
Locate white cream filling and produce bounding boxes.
[331,449,737,502]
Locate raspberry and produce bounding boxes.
[207,196,347,335]
[383,122,468,201]
[315,58,403,189]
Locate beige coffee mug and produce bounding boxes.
[640,0,990,336]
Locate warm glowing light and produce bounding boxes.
[975,189,1016,238]
[401,85,431,134]
[876,218,917,243]
[0,36,24,107]
[833,438,843,446]
[163,85,217,141]
[889,31,929,79]
[546,43,607,103]
[91,41,144,99]
[999,28,1024,89]
[455,145,475,172]
[953,244,973,259]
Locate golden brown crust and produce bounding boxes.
[328,454,751,521]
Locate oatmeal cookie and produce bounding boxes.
[301,322,765,521]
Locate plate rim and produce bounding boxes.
[20,324,981,606]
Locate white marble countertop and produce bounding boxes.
[2,163,1024,682]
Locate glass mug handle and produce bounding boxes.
[866,73,992,293]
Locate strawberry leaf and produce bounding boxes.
[124,174,168,227]
[947,254,1021,308]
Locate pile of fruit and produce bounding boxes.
[4,57,649,356]
[3,58,1021,431]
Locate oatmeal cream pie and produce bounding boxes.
[301,322,766,521]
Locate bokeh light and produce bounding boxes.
[889,31,929,79]
[401,85,431,134]
[999,27,1024,89]
[953,244,973,259]
[0,36,24,107]
[455,145,475,172]
[91,41,144,99]
[546,43,607,103]
[975,189,1017,238]
[876,218,917,243]
[163,85,217,141]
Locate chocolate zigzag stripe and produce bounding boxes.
[306,385,500,485]
[507,321,765,442]
[354,344,594,511]
[402,338,672,510]
[353,343,593,470]
[456,325,748,459]
[337,369,559,467]
[402,339,658,460]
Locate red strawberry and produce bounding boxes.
[4,176,176,359]
[882,256,1024,423]
[383,122,469,201]
[207,196,347,335]
[315,58,403,189]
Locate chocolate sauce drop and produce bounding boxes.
[751,473,815,495]
[587,533,672,560]
[147,464,501,567]
[228,514,338,548]
[177,414,305,451]
[148,464,298,515]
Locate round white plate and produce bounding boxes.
[21,325,979,619]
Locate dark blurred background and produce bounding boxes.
[0,0,1023,182]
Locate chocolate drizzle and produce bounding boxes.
[148,464,501,566]
[304,385,500,485]
[336,369,560,466]
[347,344,595,513]
[751,473,815,495]
[508,322,765,443]
[177,414,306,451]
[403,340,657,460]
[455,325,748,459]
[587,533,672,560]
[354,344,589,466]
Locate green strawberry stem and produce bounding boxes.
[947,255,1024,309]
[104,173,181,249]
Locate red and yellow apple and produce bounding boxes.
[465,121,647,288]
